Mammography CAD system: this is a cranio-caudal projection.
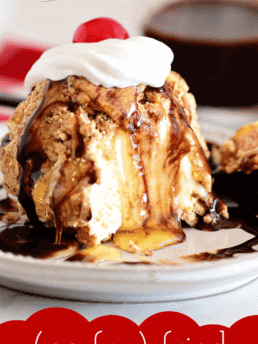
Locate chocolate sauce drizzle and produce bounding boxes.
[16,79,97,244]
[122,82,197,239]
[1,80,257,262]
[0,221,81,259]
[126,87,151,218]
[185,144,258,262]
[17,79,52,228]
[185,207,258,262]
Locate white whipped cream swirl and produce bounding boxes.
[25,36,173,92]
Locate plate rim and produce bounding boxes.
[0,111,258,299]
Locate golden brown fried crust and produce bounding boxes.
[165,71,209,158]
[0,71,222,245]
[1,71,207,196]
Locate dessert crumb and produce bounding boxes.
[128,241,140,253]
[1,212,20,223]
[144,249,154,256]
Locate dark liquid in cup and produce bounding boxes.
[144,1,258,106]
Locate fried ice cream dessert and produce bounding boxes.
[0,33,228,253]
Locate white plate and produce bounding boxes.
[0,107,258,302]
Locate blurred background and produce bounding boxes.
[0,0,258,107]
[3,0,256,43]
[2,0,163,44]
[0,0,168,111]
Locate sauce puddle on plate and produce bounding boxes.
[0,161,258,264]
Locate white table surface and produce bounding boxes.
[0,276,257,326]
[0,106,258,326]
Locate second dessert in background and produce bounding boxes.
[212,121,258,222]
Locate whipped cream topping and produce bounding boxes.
[25,36,173,92]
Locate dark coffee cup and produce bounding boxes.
[144,0,258,106]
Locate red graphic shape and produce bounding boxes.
[0,320,27,343]
[140,312,200,344]
[90,315,143,344]
[0,308,258,343]
[26,308,89,344]
[229,315,258,344]
[199,324,228,344]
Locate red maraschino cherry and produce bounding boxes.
[73,17,129,43]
